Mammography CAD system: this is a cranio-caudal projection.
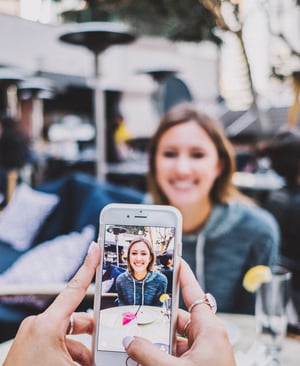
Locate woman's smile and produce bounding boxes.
[169,178,199,191]
[132,261,145,269]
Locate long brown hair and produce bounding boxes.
[147,102,249,205]
[127,237,156,273]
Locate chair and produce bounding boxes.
[0,172,143,342]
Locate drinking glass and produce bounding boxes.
[255,266,292,360]
[162,297,172,320]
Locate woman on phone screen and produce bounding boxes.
[115,238,167,307]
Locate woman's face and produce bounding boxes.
[155,120,223,210]
[129,241,152,275]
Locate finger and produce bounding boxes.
[179,260,217,345]
[68,312,94,335]
[179,259,205,309]
[176,308,190,337]
[66,338,93,366]
[124,336,181,366]
[46,241,100,322]
[175,336,189,357]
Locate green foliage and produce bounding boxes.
[116,0,215,42]
[59,0,216,43]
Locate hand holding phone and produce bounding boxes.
[123,260,236,366]
[92,203,182,365]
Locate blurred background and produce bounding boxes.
[0,0,298,195]
[0,0,300,346]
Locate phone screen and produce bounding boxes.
[96,223,177,354]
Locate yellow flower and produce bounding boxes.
[159,293,170,302]
[243,265,272,293]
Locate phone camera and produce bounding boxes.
[126,214,130,218]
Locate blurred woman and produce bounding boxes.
[116,238,167,306]
[147,102,279,314]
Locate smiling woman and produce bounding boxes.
[146,102,280,314]
[115,238,167,307]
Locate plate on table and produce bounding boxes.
[137,309,157,324]
[221,319,241,345]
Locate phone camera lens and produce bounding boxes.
[126,214,130,218]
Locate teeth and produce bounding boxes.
[172,181,194,189]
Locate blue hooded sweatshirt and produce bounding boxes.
[115,270,167,307]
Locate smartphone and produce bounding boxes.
[92,203,182,365]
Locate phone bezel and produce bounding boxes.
[92,203,182,365]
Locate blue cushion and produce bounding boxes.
[0,240,24,274]
[32,172,144,245]
[0,183,59,251]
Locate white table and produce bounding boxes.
[97,305,170,352]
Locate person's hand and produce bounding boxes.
[123,259,236,366]
[3,241,100,366]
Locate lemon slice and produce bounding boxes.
[159,293,170,302]
[243,265,272,292]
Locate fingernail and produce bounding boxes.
[88,241,97,254]
[122,336,134,349]
[86,308,94,317]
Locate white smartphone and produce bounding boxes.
[92,203,182,365]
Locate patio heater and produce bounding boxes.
[107,226,127,267]
[0,67,25,118]
[18,76,55,148]
[59,22,136,182]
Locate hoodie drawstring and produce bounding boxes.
[133,278,145,306]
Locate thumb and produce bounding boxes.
[123,336,179,366]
